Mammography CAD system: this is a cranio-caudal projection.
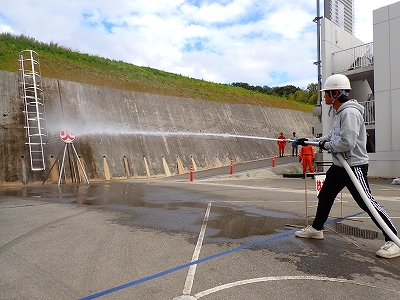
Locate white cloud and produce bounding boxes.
[354,0,399,43]
[1,0,399,88]
[0,24,13,33]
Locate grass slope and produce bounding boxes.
[0,33,312,112]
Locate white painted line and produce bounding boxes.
[194,275,400,298]
[185,182,400,202]
[220,200,307,203]
[335,216,400,219]
[187,182,315,194]
[182,202,212,296]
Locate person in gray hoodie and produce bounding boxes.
[295,74,400,259]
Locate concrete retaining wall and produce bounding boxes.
[0,70,316,184]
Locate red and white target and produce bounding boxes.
[60,129,75,143]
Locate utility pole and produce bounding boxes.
[313,0,322,108]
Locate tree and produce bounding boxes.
[306,83,318,105]
[306,83,318,96]
[230,81,318,105]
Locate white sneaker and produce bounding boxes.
[295,225,324,239]
[376,241,400,258]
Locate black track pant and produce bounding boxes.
[312,164,398,242]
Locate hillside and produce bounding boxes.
[0,33,312,112]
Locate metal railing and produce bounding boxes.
[332,42,373,74]
[360,100,375,125]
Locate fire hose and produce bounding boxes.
[301,140,400,247]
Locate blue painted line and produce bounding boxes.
[80,211,365,300]
[324,210,365,225]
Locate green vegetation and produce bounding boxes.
[231,82,318,106]
[0,33,314,112]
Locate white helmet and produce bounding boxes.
[321,74,351,91]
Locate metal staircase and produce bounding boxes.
[19,50,47,171]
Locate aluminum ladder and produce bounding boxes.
[19,50,47,171]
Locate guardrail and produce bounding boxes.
[332,42,373,74]
[360,100,375,125]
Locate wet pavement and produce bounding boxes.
[1,157,400,300]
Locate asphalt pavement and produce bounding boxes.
[1,156,400,300]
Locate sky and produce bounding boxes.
[0,0,398,89]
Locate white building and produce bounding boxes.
[317,1,400,178]
[324,0,355,35]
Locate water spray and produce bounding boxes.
[65,128,294,143]
[50,123,295,145]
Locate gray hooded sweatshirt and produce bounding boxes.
[314,99,369,167]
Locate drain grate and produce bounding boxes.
[335,223,380,240]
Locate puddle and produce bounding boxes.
[199,205,302,241]
[0,181,303,242]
